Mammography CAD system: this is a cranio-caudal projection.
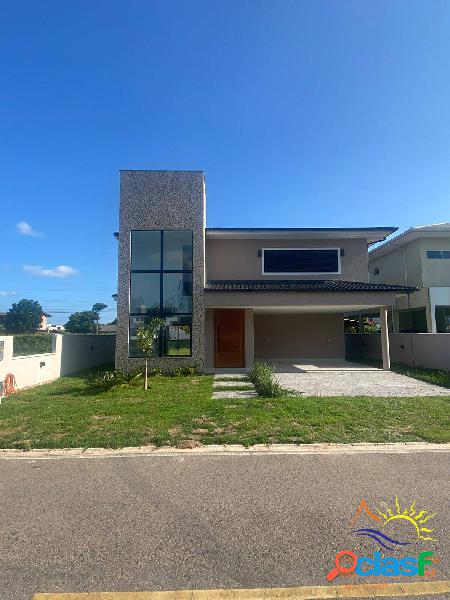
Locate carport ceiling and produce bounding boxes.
[252,305,384,313]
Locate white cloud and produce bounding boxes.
[16,221,42,236]
[23,265,79,278]
[0,290,17,296]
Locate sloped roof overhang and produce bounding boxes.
[206,227,397,245]
[370,223,450,259]
[204,279,415,312]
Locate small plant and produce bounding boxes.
[86,370,122,392]
[120,370,144,386]
[136,317,165,390]
[171,365,199,377]
[86,369,143,392]
[148,367,164,377]
[249,361,285,398]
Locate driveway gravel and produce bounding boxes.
[274,361,449,396]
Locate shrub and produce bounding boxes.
[249,361,285,398]
[148,364,199,377]
[171,365,199,377]
[86,369,142,392]
[13,334,53,357]
[148,367,164,377]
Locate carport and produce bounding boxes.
[204,280,414,372]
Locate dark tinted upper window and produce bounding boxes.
[163,230,193,270]
[131,231,160,270]
[263,249,340,274]
[427,250,450,259]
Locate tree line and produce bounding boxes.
[0,298,110,334]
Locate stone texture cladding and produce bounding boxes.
[115,170,206,372]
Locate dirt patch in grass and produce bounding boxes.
[50,433,67,442]
[176,439,202,449]
[0,426,26,437]
[12,438,32,449]
[91,415,121,423]
[168,425,183,436]
[193,416,216,425]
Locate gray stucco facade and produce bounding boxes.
[115,170,206,372]
[115,170,409,372]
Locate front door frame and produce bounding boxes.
[214,308,245,368]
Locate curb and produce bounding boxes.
[0,441,449,459]
[32,580,450,599]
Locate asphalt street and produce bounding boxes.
[0,450,448,600]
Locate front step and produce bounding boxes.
[212,374,257,399]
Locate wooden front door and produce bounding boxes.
[214,309,245,368]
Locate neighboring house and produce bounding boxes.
[40,314,65,333]
[369,223,450,333]
[115,170,413,372]
[47,324,66,333]
[40,316,65,332]
[0,312,61,333]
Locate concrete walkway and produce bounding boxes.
[273,359,450,397]
[212,373,257,399]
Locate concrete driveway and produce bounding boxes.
[273,359,450,396]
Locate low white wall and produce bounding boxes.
[0,334,116,392]
[345,333,450,370]
[60,334,116,375]
[0,335,62,391]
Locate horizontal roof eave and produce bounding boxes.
[206,227,398,245]
[370,222,450,258]
[205,279,417,293]
[119,169,204,174]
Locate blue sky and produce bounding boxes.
[2,1,450,324]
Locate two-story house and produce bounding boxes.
[115,170,413,372]
[369,223,450,334]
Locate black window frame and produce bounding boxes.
[129,229,193,358]
[435,305,450,333]
[397,307,428,333]
[262,248,341,275]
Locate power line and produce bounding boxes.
[7,288,116,291]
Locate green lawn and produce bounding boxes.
[0,370,448,449]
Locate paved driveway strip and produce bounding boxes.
[273,361,450,396]
[0,450,448,599]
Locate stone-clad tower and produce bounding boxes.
[115,170,205,372]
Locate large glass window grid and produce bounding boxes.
[129,230,193,358]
